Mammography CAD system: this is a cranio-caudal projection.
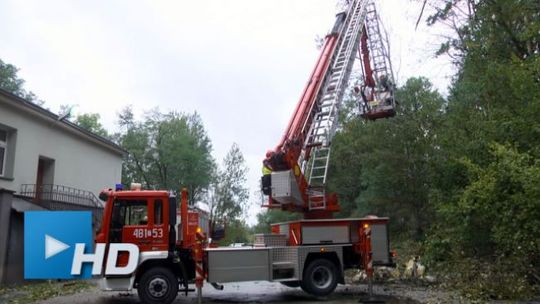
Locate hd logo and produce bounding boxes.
[24,211,93,279]
[24,211,139,279]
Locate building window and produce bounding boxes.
[0,129,7,177]
[0,126,17,179]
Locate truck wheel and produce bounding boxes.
[138,267,178,304]
[301,259,338,297]
[280,281,300,288]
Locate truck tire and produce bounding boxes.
[138,267,179,304]
[301,258,338,297]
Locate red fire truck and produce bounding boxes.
[96,186,393,304]
[95,1,396,303]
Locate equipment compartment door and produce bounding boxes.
[206,248,270,283]
[371,223,391,265]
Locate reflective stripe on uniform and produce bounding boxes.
[262,166,272,176]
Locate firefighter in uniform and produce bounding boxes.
[261,151,273,195]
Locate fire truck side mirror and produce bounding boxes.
[168,195,177,226]
[98,190,109,201]
[168,195,177,248]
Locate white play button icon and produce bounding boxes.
[45,234,70,259]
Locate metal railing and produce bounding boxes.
[19,184,104,230]
[20,184,101,207]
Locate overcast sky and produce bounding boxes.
[0,0,454,224]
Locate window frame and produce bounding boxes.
[125,201,148,226]
[109,198,149,242]
[0,129,7,177]
[154,199,163,225]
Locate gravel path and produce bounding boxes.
[35,281,464,304]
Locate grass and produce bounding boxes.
[0,280,92,304]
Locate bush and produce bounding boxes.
[434,256,537,301]
[426,144,540,301]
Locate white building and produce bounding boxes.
[0,90,123,194]
[0,88,125,284]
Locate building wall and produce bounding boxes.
[5,210,23,284]
[0,98,123,196]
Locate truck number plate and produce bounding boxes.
[132,228,163,239]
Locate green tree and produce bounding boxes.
[328,77,444,239]
[419,1,540,298]
[207,143,249,235]
[252,209,301,234]
[427,144,540,299]
[0,58,41,104]
[424,0,540,160]
[427,0,539,63]
[118,106,215,202]
[74,113,109,138]
[443,144,540,256]
[217,219,251,246]
[425,0,540,240]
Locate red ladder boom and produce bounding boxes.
[262,0,395,218]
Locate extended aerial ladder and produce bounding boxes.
[262,0,396,218]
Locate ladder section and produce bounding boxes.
[306,147,331,210]
[305,0,369,149]
[364,2,394,87]
[302,0,370,211]
[359,1,396,120]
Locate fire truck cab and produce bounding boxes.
[96,186,196,304]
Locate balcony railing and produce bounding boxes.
[19,184,104,230]
[20,184,102,208]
